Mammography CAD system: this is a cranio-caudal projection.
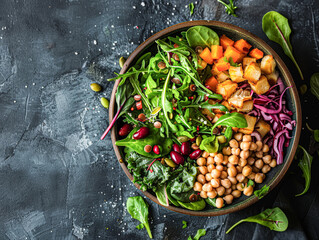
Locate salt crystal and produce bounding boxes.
[74,52,78,55]
[93,40,97,45]
[141,2,145,6]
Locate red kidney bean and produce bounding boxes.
[170,151,185,165]
[153,145,160,155]
[118,124,133,136]
[133,127,150,140]
[172,143,180,153]
[189,150,202,160]
[181,142,191,155]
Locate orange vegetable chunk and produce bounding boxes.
[216,58,230,71]
[205,76,218,92]
[220,34,234,50]
[199,47,214,65]
[224,46,242,63]
[211,45,223,59]
[249,48,264,59]
[234,39,252,54]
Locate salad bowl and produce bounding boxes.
[109,20,301,216]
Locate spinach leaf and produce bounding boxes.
[254,184,270,199]
[116,124,173,158]
[186,102,228,113]
[186,26,219,48]
[127,196,153,239]
[205,198,217,207]
[182,220,188,229]
[155,184,169,206]
[262,11,304,80]
[217,0,238,17]
[200,135,219,153]
[177,199,206,211]
[166,183,181,207]
[295,145,313,197]
[211,112,247,132]
[226,207,288,234]
[189,3,194,16]
[310,73,319,100]
[188,229,207,240]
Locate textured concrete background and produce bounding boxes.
[0,0,319,239]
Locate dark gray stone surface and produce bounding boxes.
[0,0,318,239]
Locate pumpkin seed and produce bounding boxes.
[196,136,202,146]
[164,158,177,168]
[177,136,189,143]
[119,57,126,68]
[100,97,109,109]
[169,112,173,119]
[90,83,102,92]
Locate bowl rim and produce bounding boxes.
[109,20,302,216]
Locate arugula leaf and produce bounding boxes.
[189,229,207,240]
[226,208,288,234]
[217,0,238,17]
[247,179,254,187]
[254,185,270,199]
[262,11,304,80]
[295,145,313,197]
[182,220,188,229]
[310,73,319,100]
[127,196,153,239]
[185,102,228,113]
[211,112,247,132]
[189,3,194,16]
[223,56,239,67]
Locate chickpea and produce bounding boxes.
[214,153,223,164]
[256,141,263,151]
[202,183,213,192]
[262,165,271,174]
[227,165,237,177]
[227,162,233,168]
[216,186,226,196]
[207,164,215,173]
[262,155,272,164]
[231,184,237,190]
[197,174,206,184]
[255,173,265,183]
[197,157,206,166]
[207,190,217,199]
[216,197,224,208]
[237,182,245,191]
[229,139,239,148]
[220,171,228,179]
[236,173,245,183]
[222,146,232,155]
[211,169,221,179]
[210,152,217,157]
[243,135,252,142]
[211,178,220,188]
[242,165,252,177]
[270,159,277,168]
[247,157,255,165]
[232,190,242,198]
[223,194,234,204]
[255,151,263,158]
[250,142,258,151]
[228,176,237,185]
[228,155,239,165]
[236,165,243,173]
[221,179,232,189]
[225,188,232,195]
[200,191,208,198]
[231,147,241,156]
[262,144,270,153]
[255,159,264,169]
[243,185,254,196]
[205,173,213,182]
[243,178,249,184]
[240,150,250,160]
[223,155,229,163]
[193,182,202,192]
[239,158,248,167]
[216,164,224,171]
[199,166,208,175]
[240,141,251,151]
[252,166,260,173]
[248,172,256,180]
[207,156,215,165]
[234,132,243,141]
[202,151,210,158]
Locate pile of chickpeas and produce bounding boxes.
[193,132,277,209]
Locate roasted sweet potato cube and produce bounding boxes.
[250,75,270,95]
[261,55,276,75]
[211,63,222,76]
[229,65,245,83]
[243,57,256,69]
[238,114,257,134]
[244,62,261,84]
[216,80,238,100]
[255,119,271,138]
[237,100,254,112]
[266,71,279,85]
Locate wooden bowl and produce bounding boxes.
[109,20,302,216]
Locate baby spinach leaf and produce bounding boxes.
[185,102,228,113]
[166,183,180,207]
[127,196,153,239]
[186,26,219,48]
[182,220,188,229]
[211,112,247,132]
[177,199,206,211]
[155,184,169,206]
[189,3,194,16]
[200,135,219,153]
[310,73,319,100]
[254,185,270,199]
[226,207,288,234]
[295,145,313,197]
[262,11,304,80]
[205,198,217,207]
[217,0,238,17]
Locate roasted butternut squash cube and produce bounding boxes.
[244,62,261,84]
[228,89,252,109]
[238,114,257,135]
[216,80,238,100]
[237,100,254,112]
[229,65,245,83]
[211,64,222,76]
[260,55,276,75]
[216,72,230,83]
[266,71,279,85]
[250,75,270,95]
[243,57,256,69]
[255,119,271,138]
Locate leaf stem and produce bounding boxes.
[226,219,246,234]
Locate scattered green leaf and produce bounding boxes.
[295,145,313,196]
[306,123,319,142]
[247,179,254,187]
[188,229,207,240]
[189,3,194,16]
[254,185,270,199]
[310,73,319,100]
[182,220,188,229]
[136,223,144,230]
[217,0,238,17]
